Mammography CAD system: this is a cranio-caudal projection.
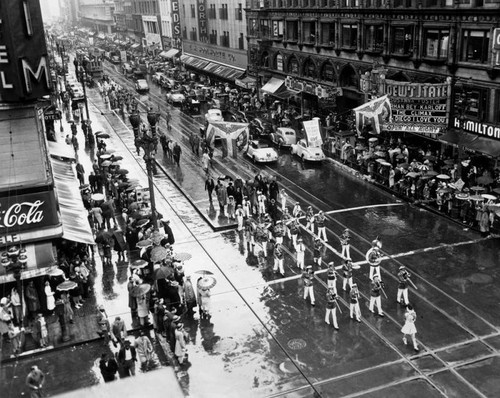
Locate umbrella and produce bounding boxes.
[48,267,65,277]
[374,151,386,157]
[117,169,129,175]
[117,182,129,188]
[482,194,497,201]
[111,161,121,167]
[438,187,453,194]
[418,164,430,171]
[426,170,438,176]
[437,174,450,180]
[477,175,494,185]
[420,175,433,180]
[136,219,150,228]
[455,193,470,200]
[136,239,152,248]
[175,252,192,262]
[354,145,366,150]
[368,137,378,143]
[444,159,455,165]
[469,195,484,201]
[197,276,217,290]
[101,160,112,167]
[153,266,173,280]
[91,193,105,201]
[492,188,500,195]
[99,154,112,160]
[111,155,123,161]
[398,163,410,169]
[101,149,115,154]
[379,161,391,167]
[79,184,90,190]
[375,158,386,164]
[130,283,151,297]
[57,280,77,291]
[131,259,148,269]
[470,186,485,192]
[195,270,214,275]
[407,172,420,178]
[95,132,110,139]
[151,231,165,245]
[150,246,168,262]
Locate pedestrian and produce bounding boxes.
[32,313,48,348]
[349,283,362,322]
[135,330,154,370]
[174,322,188,365]
[99,353,118,382]
[173,142,181,166]
[257,190,267,215]
[26,365,45,398]
[401,304,419,351]
[326,262,338,294]
[235,204,245,231]
[202,150,211,172]
[75,162,85,185]
[305,206,315,233]
[44,281,55,314]
[198,284,212,319]
[367,238,383,281]
[227,195,236,219]
[296,237,306,270]
[183,276,197,317]
[91,205,104,230]
[342,259,353,291]
[369,276,385,317]
[313,238,324,268]
[111,316,127,346]
[324,289,339,330]
[292,202,303,218]
[7,321,24,354]
[340,229,351,259]
[315,210,327,242]
[397,266,412,306]
[273,243,285,276]
[10,287,22,324]
[61,293,74,324]
[118,339,137,376]
[161,219,175,245]
[216,181,227,216]
[205,175,215,203]
[137,293,150,326]
[302,266,315,306]
[96,305,111,345]
[279,189,288,210]
[25,281,41,320]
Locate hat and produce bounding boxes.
[237,204,242,208]
[399,266,405,270]
[306,265,313,270]
[0,297,7,306]
[176,322,184,329]
[173,315,181,322]
[98,304,105,311]
[124,339,131,344]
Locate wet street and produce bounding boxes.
[14,61,498,397]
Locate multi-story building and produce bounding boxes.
[246,1,500,157]
[179,1,250,85]
[131,0,163,54]
[78,0,116,34]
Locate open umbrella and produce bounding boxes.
[420,175,433,180]
[375,158,386,164]
[48,267,65,277]
[153,266,173,280]
[476,175,494,185]
[379,161,391,167]
[111,155,123,161]
[91,193,105,201]
[492,188,500,195]
[374,151,386,158]
[438,187,453,194]
[470,186,485,193]
[131,259,148,269]
[444,159,455,165]
[150,246,168,262]
[197,276,217,290]
[469,195,484,201]
[150,231,165,245]
[195,270,214,275]
[136,239,152,248]
[117,169,129,175]
[175,252,192,262]
[130,283,151,297]
[111,161,121,167]
[437,174,450,180]
[57,280,77,291]
[101,160,112,167]
[418,164,430,171]
[455,193,470,200]
[398,163,410,169]
[99,154,112,160]
[136,219,150,228]
[426,170,438,176]
[406,172,420,178]
[481,194,497,201]
[101,149,115,154]
[95,132,110,139]
[79,184,90,190]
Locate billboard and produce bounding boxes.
[0,0,51,102]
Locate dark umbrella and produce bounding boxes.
[130,283,152,297]
[476,175,494,185]
[153,266,173,280]
[174,252,192,262]
[111,155,123,161]
[197,276,217,289]
[195,270,214,275]
[57,280,77,291]
[95,132,110,139]
[131,259,148,269]
[117,169,129,175]
[151,246,168,262]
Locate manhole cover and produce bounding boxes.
[287,338,306,350]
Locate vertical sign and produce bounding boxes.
[197,0,208,43]
[171,0,181,39]
[493,28,500,68]
[0,0,51,102]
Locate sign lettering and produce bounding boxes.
[171,0,181,38]
[453,117,500,141]
[197,0,208,43]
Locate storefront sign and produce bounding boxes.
[303,118,323,147]
[44,109,61,121]
[493,28,500,67]
[197,0,208,43]
[184,42,247,69]
[0,0,51,102]
[171,0,181,38]
[284,77,341,99]
[382,79,450,134]
[453,118,500,141]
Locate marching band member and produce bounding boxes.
[296,237,306,270]
[340,229,351,259]
[342,259,353,291]
[273,243,285,276]
[244,218,256,252]
[315,210,327,242]
[369,275,385,317]
[273,220,285,245]
[235,204,245,232]
[397,266,411,306]
[326,262,338,295]
[401,304,419,351]
[313,238,324,268]
[325,289,339,330]
[242,196,251,218]
[366,238,383,281]
[288,218,300,249]
[305,206,315,233]
[281,207,292,240]
[292,202,303,218]
[349,283,361,322]
[280,189,288,211]
[257,190,267,216]
[255,215,271,257]
[302,266,315,306]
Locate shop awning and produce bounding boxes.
[0,241,56,283]
[48,141,76,162]
[50,159,95,245]
[273,86,300,100]
[235,76,257,89]
[261,77,285,94]
[180,54,244,81]
[439,129,500,157]
[159,49,179,59]
[181,54,210,70]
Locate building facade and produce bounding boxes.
[246,0,500,154]
[78,0,116,33]
[179,0,249,83]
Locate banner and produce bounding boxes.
[353,95,392,135]
[303,118,323,147]
[205,122,249,158]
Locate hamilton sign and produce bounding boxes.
[453,117,500,142]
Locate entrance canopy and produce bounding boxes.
[159,48,180,59]
[261,77,285,95]
[439,129,500,158]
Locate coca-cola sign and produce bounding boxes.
[0,191,58,234]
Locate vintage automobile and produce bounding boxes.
[249,117,275,137]
[166,90,186,105]
[246,140,279,163]
[205,109,224,123]
[270,127,297,147]
[135,79,150,93]
[291,139,326,162]
[152,72,166,85]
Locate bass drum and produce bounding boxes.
[366,247,382,266]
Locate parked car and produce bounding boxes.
[291,139,325,162]
[122,63,133,76]
[225,109,248,123]
[246,140,279,163]
[250,117,275,137]
[152,72,165,85]
[110,55,121,64]
[166,90,186,105]
[205,108,223,124]
[270,127,297,147]
[135,79,150,93]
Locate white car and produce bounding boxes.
[205,109,223,123]
[166,90,186,105]
[135,79,150,93]
[291,139,325,162]
[270,127,297,147]
[246,140,278,163]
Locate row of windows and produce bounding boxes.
[189,4,243,20]
[251,0,485,8]
[250,20,491,63]
[133,0,157,15]
[183,28,246,50]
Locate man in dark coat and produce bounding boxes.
[173,142,182,166]
[118,340,137,376]
[162,219,175,245]
[100,353,119,382]
[269,179,279,202]
[205,176,215,202]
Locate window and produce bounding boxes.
[341,0,359,5]
[260,19,270,38]
[342,24,357,48]
[455,87,487,120]
[366,0,382,6]
[320,22,335,45]
[275,53,284,71]
[320,62,335,81]
[190,4,196,18]
[364,25,384,52]
[221,31,230,47]
[219,4,228,20]
[190,28,197,41]
[272,20,284,39]
[461,30,489,63]
[393,0,412,6]
[183,27,187,40]
[391,26,413,55]
[302,21,316,43]
[210,30,217,45]
[249,19,258,36]
[208,5,216,19]
[286,21,299,41]
[239,33,245,50]
[303,59,317,78]
[236,4,243,20]
[288,56,299,74]
[424,29,449,59]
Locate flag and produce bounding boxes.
[353,95,392,135]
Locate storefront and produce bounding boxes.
[180,54,245,84]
